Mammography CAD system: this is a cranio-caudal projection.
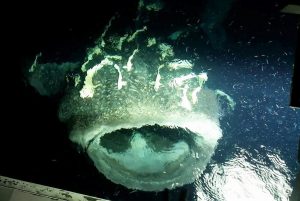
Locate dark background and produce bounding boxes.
[1,0,299,200]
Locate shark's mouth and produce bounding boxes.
[85,115,222,191]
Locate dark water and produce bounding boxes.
[2,0,300,201]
